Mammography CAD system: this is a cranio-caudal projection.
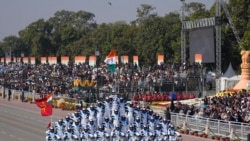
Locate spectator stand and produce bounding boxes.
[154,90,250,141]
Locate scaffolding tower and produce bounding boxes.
[180,0,241,92]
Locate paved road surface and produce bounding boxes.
[0,98,70,141]
[0,98,213,141]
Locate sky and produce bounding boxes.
[0,0,215,42]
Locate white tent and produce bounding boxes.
[218,63,240,91]
[222,63,236,78]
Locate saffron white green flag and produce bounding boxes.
[46,94,53,104]
[104,50,116,72]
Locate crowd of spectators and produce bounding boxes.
[169,91,250,123]
[0,61,214,103]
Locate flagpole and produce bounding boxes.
[117,67,119,94]
[50,93,53,127]
[50,115,53,126]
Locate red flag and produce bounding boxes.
[35,98,52,116]
[35,98,47,108]
[41,104,52,116]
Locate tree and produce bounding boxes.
[1,35,26,58]
[19,19,53,60]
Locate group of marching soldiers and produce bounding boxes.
[46,95,182,141]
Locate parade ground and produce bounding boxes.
[0,97,215,141]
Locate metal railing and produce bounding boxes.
[0,86,40,101]
[169,112,250,140]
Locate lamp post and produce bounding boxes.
[21,52,24,88]
[95,47,100,101]
[3,61,6,99]
[19,52,24,102]
[200,63,204,97]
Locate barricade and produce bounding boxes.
[170,112,249,140]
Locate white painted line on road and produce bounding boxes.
[18,137,24,140]
[9,134,15,137]
[1,131,6,134]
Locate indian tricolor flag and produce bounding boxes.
[133,56,139,66]
[46,94,53,104]
[5,57,11,64]
[121,56,129,64]
[41,57,47,64]
[48,56,57,65]
[0,57,4,63]
[74,56,86,64]
[89,56,96,67]
[23,57,29,64]
[157,55,164,65]
[104,49,117,72]
[61,56,69,65]
[30,57,35,65]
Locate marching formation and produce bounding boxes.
[46,95,182,141]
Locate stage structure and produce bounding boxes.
[180,0,242,92]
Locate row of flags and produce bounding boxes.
[1,54,165,66]
[33,49,162,117]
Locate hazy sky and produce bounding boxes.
[0,0,215,41]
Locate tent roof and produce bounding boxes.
[222,63,236,78]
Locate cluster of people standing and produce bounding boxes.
[169,91,250,123]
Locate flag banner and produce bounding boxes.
[35,97,47,108]
[104,50,117,64]
[17,57,21,63]
[195,53,202,64]
[41,105,52,116]
[105,55,118,64]
[48,56,57,65]
[41,57,47,64]
[115,56,119,64]
[35,97,53,116]
[5,57,11,64]
[133,55,139,66]
[121,56,129,64]
[13,57,16,62]
[74,56,86,64]
[104,50,117,72]
[0,57,4,63]
[61,56,69,65]
[23,57,29,64]
[89,56,96,67]
[157,55,164,65]
[30,57,35,64]
[16,57,21,63]
[46,94,53,104]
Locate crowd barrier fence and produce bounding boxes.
[168,112,249,140]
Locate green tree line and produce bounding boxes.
[0,1,250,72]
